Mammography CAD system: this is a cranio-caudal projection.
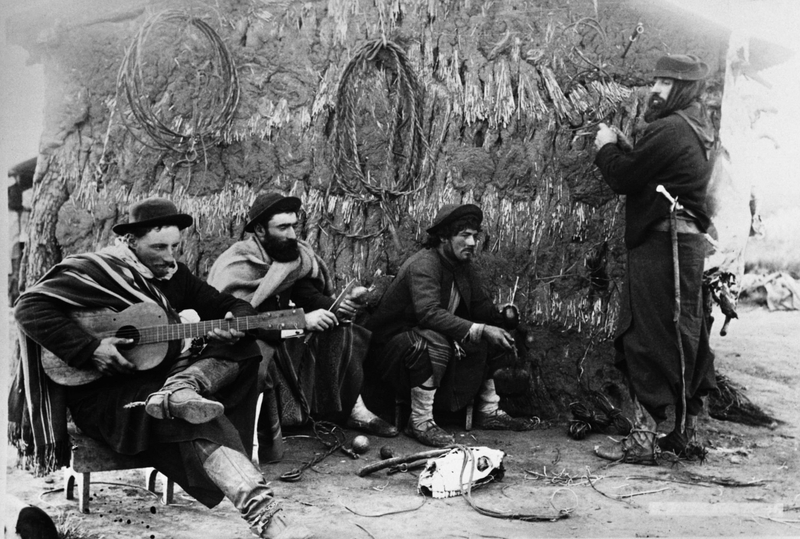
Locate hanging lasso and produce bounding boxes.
[331,39,426,202]
[116,10,240,163]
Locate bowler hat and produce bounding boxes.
[653,54,710,81]
[112,198,193,235]
[244,192,302,232]
[426,203,483,234]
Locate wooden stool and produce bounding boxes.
[65,428,174,513]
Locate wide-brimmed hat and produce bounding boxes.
[112,198,193,235]
[244,192,302,232]
[426,203,483,234]
[653,54,710,81]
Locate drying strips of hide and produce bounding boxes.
[417,447,505,499]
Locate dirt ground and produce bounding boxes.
[6,304,800,539]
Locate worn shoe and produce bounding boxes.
[475,409,537,431]
[657,430,688,456]
[145,387,224,424]
[404,419,454,448]
[595,429,658,465]
[257,512,314,539]
[346,417,399,437]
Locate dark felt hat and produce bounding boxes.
[112,198,193,235]
[244,192,302,232]
[426,203,483,234]
[653,54,710,81]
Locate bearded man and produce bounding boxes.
[13,198,312,539]
[364,204,534,448]
[593,54,717,461]
[207,193,397,458]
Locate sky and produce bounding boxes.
[663,0,800,215]
[0,2,46,179]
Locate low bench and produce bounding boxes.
[65,427,174,513]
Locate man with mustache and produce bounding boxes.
[207,193,397,460]
[365,204,533,448]
[593,54,717,461]
[13,198,312,538]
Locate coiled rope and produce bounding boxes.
[331,39,426,203]
[454,445,574,521]
[116,10,240,163]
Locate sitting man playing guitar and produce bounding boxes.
[14,198,313,539]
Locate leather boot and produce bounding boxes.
[404,386,454,448]
[145,358,240,424]
[474,379,536,431]
[346,395,399,437]
[656,411,696,457]
[200,442,313,539]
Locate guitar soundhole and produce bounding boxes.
[116,325,141,349]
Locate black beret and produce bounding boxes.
[426,203,483,234]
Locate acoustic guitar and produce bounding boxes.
[41,302,306,386]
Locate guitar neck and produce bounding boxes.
[135,312,301,344]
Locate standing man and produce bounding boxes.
[593,54,717,460]
[365,203,533,448]
[13,198,312,539]
[207,192,397,454]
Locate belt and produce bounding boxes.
[651,216,701,234]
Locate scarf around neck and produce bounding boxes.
[100,238,178,281]
[207,236,333,309]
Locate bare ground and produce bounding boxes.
[6,305,800,539]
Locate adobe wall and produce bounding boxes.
[10,0,728,418]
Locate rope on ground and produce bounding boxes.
[353,522,376,538]
[279,420,350,482]
[585,466,633,505]
[455,445,574,521]
[343,495,428,517]
[524,466,603,487]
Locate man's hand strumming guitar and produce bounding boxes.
[92,337,136,376]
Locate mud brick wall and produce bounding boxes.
[10,0,727,419]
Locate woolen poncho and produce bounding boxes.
[13,256,261,507]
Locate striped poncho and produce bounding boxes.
[10,251,176,474]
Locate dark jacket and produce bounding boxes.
[365,248,502,345]
[594,102,715,249]
[254,276,334,314]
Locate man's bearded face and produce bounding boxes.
[259,212,300,262]
[644,94,668,122]
[644,77,673,122]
